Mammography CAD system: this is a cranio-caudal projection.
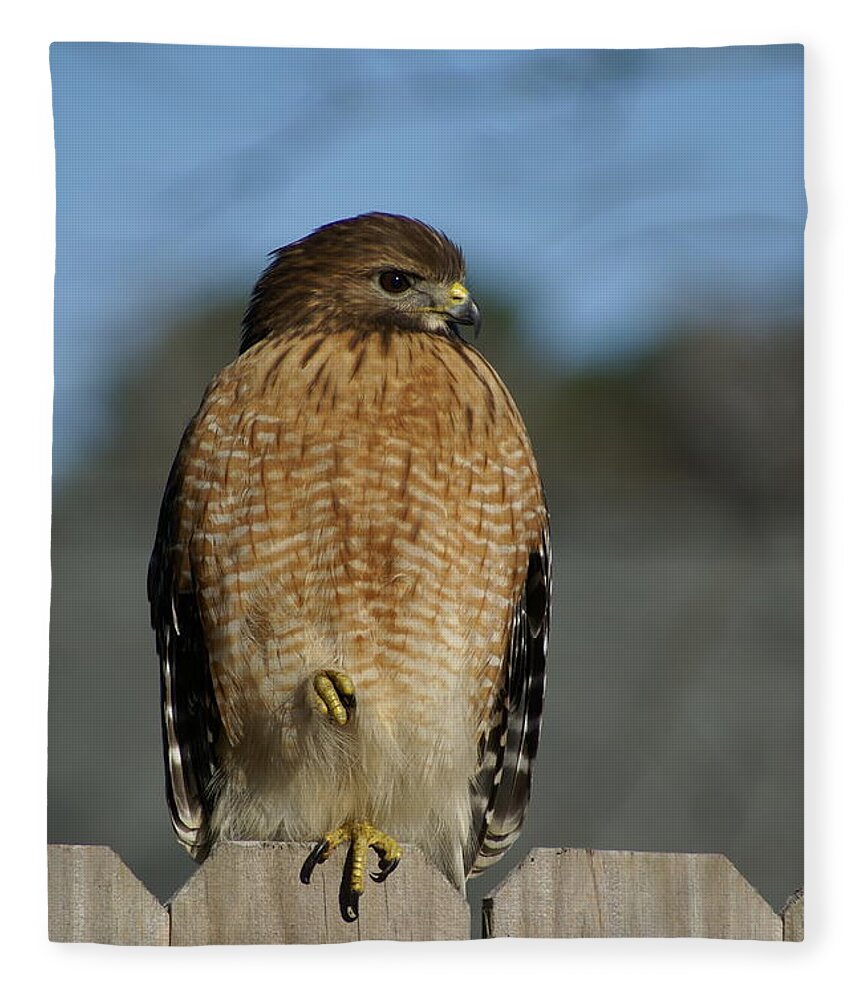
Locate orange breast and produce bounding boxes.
[172,330,546,748]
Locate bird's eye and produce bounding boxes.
[378,270,411,294]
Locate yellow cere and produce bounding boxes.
[448,282,469,304]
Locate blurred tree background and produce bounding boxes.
[49,44,803,914]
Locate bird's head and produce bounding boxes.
[241,213,481,353]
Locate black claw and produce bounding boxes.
[339,869,359,924]
[300,840,330,885]
[338,845,361,923]
[341,893,360,922]
[369,856,400,883]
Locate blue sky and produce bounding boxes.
[51,44,804,477]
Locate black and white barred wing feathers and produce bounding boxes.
[467,517,551,876]
[147,432,222,861]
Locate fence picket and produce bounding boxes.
[481,848,783,940]
[48,845,169,945]
[168,841,470,944]
[781,889,804,942]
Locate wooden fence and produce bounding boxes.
[48,843,803,945]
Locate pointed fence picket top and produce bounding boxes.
[781,889,804,942]
[168,841,470,944]
[481,848,785,940]
[48,845,169,945]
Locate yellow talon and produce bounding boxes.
[320,823,351,859]
[300,819,403,922]
[308,669,356,725]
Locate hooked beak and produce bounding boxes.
[443,282,482,338]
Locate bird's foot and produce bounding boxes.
[300,820,402,922]
[307,670,356,726]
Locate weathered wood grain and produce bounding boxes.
[482,848,783,940]
[168,841,470,944]
[48,843,798,944]
[48,844,169,945]
[781,889,804,941]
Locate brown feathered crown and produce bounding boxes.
[240,213,467,353]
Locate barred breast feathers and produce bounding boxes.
[153,318,548,880]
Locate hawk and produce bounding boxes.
[149,213,550,921]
